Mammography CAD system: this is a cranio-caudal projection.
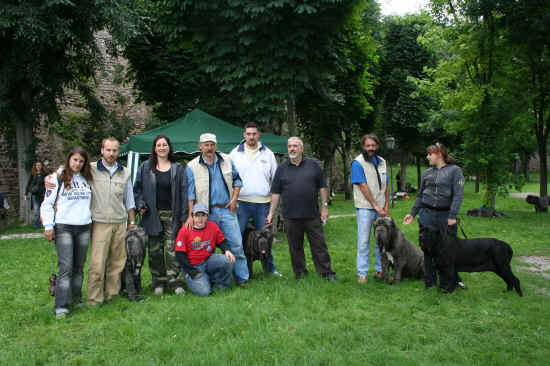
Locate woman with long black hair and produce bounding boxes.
[133,135,188,295]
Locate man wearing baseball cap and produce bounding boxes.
[175,203,235,296]
[184,133,249,285]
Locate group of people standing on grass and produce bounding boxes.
[40,121,465,319]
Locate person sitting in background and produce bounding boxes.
[175,203,235,296]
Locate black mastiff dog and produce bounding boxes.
[420,227,522,296]
[242,224,274,278]
[121,227,147,301]
[374,217,424,284]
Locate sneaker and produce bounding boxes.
[358,275,368,284]
[55,312,67,320]
[325,274,337,284]
[271,271,283,278]
[457,281,467,290]
[174,287,185,295]
[154,287,164,296]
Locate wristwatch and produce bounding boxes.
[129,221,136,225]
[322,202,328,207]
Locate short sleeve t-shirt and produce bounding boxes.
[271,157,327,219]
[174,221,226,265]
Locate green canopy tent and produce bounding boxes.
[121,109,289,182]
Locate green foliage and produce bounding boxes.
[125,0,364,129]
[297,1,377,160]
[419,0,532,208]
[51,111,134,157]
[375,14,438,156]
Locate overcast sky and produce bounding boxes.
[379,0,429,16]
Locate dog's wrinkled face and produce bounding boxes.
[254,228,273,261]
[374,217,395,251]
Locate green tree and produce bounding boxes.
[501,0,550,204]
[375,14,438,190]
[297,1,377,199]
[132,0,362,135]
[421,0,521,209]
[0,0,136,220]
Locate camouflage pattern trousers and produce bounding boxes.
[147,210,182,291]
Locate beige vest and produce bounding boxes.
[353,154,387,209]
[90,161,131,223]
[187,153,234,210]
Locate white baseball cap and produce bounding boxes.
[199,133,217,143]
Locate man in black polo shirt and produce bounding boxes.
[265,137,337,282]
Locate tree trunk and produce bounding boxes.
[16,122,33,223]
[286,97,297,137]
[475,172,480,193]
[323,155,334,200]
[399,154,407,191]
[416,156,421,189]
[521,151,530,182]
[538,138,548,200]
[341,132,352,201]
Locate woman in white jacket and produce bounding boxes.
[41,147,93,319]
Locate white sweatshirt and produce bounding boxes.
[40,171,92,230]
[230,141,277,202]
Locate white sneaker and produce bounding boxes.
[154,287,164,296]
[272,271,283,277]
[174,287,185,295]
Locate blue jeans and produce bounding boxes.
[32,195,43,229]
[54,224,91,313]
[237,201,277,272]
[184,254,233,296]
[209,207,249,284]
[356,208,381,276]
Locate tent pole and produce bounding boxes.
[132,153,140,185]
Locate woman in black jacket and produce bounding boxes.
[403,143,466,289]
[25,160,48,229]
[134,135,188,295]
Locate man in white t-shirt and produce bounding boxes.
[230,122,281,276]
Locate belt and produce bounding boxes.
[212,204,227,209]
[423,205,450,212]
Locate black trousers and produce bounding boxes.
[284,217,335,277]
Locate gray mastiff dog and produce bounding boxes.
[374,217,424,284]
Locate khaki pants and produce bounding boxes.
[87,222,127,305]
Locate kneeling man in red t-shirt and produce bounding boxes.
[175,203,236,296]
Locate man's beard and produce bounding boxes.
[289,151,298,159]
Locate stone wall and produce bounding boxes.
[0,30,151,222]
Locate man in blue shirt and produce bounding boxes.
[351,134,389,284]
[185,133,249,285]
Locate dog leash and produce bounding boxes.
[457,218,468,239]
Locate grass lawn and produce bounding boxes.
[1,180,549,365]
